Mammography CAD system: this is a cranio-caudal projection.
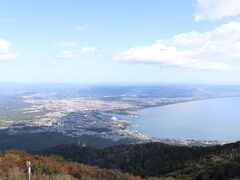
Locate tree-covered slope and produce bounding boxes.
[0,150,177,180]
[36,141,240,179]
[0,129,136,151]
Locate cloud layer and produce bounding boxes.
[0,39,19,61]
[56,47,95,58]
[195,0,240,21]
[115,21,240,70]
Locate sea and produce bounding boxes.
[132,97,240,141]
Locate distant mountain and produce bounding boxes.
[78,85,240,98]
[35,141,240,179]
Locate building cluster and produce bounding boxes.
[10,110,152,141]
[7,93,231,145]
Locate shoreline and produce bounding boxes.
[124,95,240,117]
[106,96,240,145]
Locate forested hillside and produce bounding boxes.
[0,142,240,179]
[36,141,240,179]
[0,150,176,180]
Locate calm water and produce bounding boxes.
[133,97,240,141]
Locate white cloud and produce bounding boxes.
[0,53,19,60]
[195,0,240,21]
[0,39,19,61]
[55,41,78,47]
[56,47,95,58]
[75,25,88,31]
[115,21,240,70]
[0,39,11,53]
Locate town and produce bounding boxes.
[6,93,230,146]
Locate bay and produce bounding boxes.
[133,97,240,141]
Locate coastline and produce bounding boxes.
[105,96,240,146]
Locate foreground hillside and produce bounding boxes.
[1,142,240,179]
[0,150,176,180]
[36,141,240,179]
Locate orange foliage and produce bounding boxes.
[0,150,180,180]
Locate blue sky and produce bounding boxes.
[1,0,240,84]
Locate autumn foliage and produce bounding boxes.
[0,150,178,180]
